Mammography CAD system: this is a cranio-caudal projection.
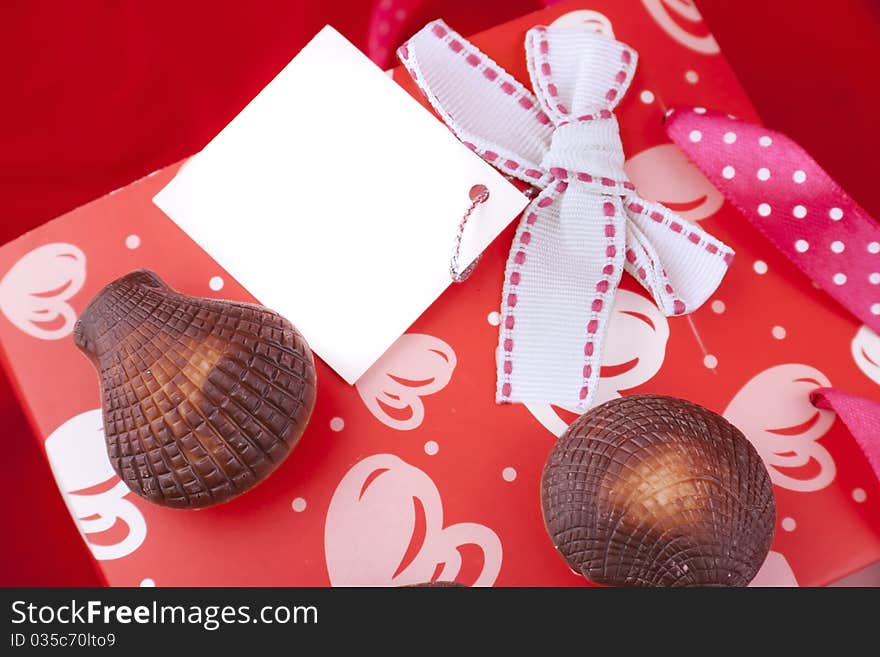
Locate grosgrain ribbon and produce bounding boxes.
[399,21,734,409]
[668,109,880,477]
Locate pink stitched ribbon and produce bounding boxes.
[668,108,880,478]
[399,21,734,409]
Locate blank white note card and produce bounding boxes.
[153,26,527,383]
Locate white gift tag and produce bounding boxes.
[153,26,528,384]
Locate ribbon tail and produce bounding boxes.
[399,20,554,187]
[812,387,880,480]
[666,107,880,333]
[497,185,625,410]
[623,197,734,315]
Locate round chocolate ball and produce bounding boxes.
[541,395,775,587]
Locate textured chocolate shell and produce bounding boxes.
[404,582,467,587]
[541,395,775,587]
[73,270,317,509]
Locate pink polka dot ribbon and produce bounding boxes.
[666,107,880,334]
[399,21,734,409]
[812,388,880,482]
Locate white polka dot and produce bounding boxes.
[292,497,307,512]
[759,135,772,147]
[711,300,726,314]
[722,165,735,179]
[756,167,771,181]
[792,205,807,219]
[772,326,786,339]
[871,303,880,316]
[792,170,807,183]
[685,70,699,84]
[693,107,706,114]
[781,517,797,532]
[852,488,867,503]
[795,239,809,253]
[753,260,768,274]
[424,440,439,456]
[502,467,517,482]
[869,273,880,285]
[140,578,155,587]
[125,234,141,249]
[689,130,702,143]
[394,8,406,20]
[703,354,718,369]
[329,417,345,432]
[833,273,847,285]
[758,203,771,217]
[640,90,654,104]
[829,207,844,221]
[487,311,501,326]
[830,241,845,254]
[723,131,736,144]
[869,241,880,254]
[208,276,224,291]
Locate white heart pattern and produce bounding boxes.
[525,289,670,436]
[724,364,836,493]
[641,0,720,54]
[356,334,457,431]
[749,551,799,587]
[324,454,502,586]
[549,10,615,37]
[44,409,147,561]
[625,144,724,223]
[851,325,880,386]
[0,243,86,340]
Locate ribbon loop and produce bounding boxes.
[400,21,733,409]
[399,22,553,188]
[524,27,637,120]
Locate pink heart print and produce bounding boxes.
[749,551,799,587]
[625,144,724,223]
[549,9,615,35]
[44,409,147,561]
[640,0,720,54]
[724,364,836,493]
[0,242,86,340]
[525,289,670,435]
[324,454,502,587]
[851,326,880,386]
[356,333,457,431]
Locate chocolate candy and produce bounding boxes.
[541,395,775,587]
[74,270,317,509]
[404,582,467,587]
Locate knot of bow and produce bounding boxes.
[400,21,734,409]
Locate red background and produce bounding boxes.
[1,0,878,586]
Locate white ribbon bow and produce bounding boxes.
[400,21,734,409]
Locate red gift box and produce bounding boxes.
[1,0,878,586]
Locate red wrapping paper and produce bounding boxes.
[1,0,878,586]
